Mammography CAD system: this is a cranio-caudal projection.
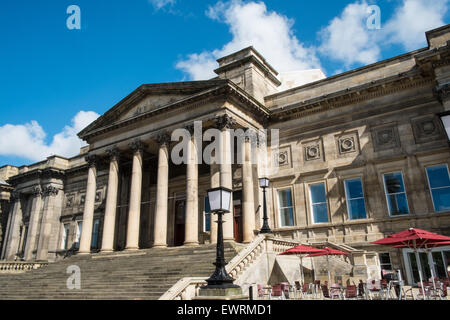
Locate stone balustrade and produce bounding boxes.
[0,261,48,273]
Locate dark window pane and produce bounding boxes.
[427,165,450,189]
[384,172,405,193]
[431,187,450,212]
[310,184,326,204]
[408,253,420,284]
[345,179,364,199]
[279,189,292,207]
[313,203,328,223]
[387,193,409,216]
[348,199,367,220]
[432,252,446,279]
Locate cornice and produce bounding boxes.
[271,73,433,122]
[7,168,66,187]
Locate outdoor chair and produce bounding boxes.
[345,285,358,300]
[257,284,270,300]
[367,280,383,300]
[270,284,284,300]
[313,280,321,299]
[280,282,292,299]
[321,285,331,299]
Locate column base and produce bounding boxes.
[152,244,167,248]
[124,247,139,251]
[77,251,91,255]
[183,242,199,247]
[100,249,114,254]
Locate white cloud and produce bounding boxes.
[148,0,176,10]
[385,0,449,51]
[176,0,322,80]
[0,111,100,162]
[318,0,449,69]
[318,1,381,68]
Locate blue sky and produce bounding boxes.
[1,0,449,167]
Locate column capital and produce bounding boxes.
[85,154,98,168]
[32,185,43,197]
[106,147,120,162]
[43,186,59,197]
[215,114,236,131]
[157,132,171,147]
[129,139,145,154]
[184,124,195,135]
[10,191,22,202]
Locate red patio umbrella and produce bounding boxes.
[371,228,450,299]
[280,245,325,285]
[307,248,350,285]
[392,240,450,291]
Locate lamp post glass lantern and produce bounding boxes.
[259,177,272,234]
[203,187,240,289]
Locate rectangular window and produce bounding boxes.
[344,178,367,220]
[91,219,100,249]
[278,189,294,227]
[61,224,70,250]
[379,253,392,272]
[75,221,82,249]
[204,196,211,232]
[426,165,450,212]
[383,172,409,216]
[310,183,329,223]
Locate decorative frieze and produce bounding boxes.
[335,131,360,156]
[302,139,324,162]
[434,83,450,103]
[411,115,446,144]
[371,124,401,152]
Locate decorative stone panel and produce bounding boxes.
[371,124,401,152]
[411,115,446,144]
[275,146,292,168]
[302,139,324,162]
[335,131,360,156]
[66,194,74,208]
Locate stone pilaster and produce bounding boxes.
[216,115,235,242]
[78,155,98,255]
[242,136,255,243]
[209,161,220,244]
[101,148,120,252]
[184,126,199,246]
[3,192,22,260]
[36,186,60,261]
[23,186,43,260]
[125,140,144,250]
[153,133,170,248]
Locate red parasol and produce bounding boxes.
[372,228,450,298]
[279,245,324,285]
[306,247,350,285]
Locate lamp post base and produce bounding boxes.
[198,285,244,299]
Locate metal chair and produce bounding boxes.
[270,284,284,300]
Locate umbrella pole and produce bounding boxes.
[414,249,426,300]
[426,249,437,292]
[300,256,304,285]
[327,255,331,286]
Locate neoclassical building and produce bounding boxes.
[1,25,450,287]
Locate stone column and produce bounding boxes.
[36,186,60,261]
[153,133,170,248]
[125,140,144,251]
[184,125,199,246]
[216,115,235,242]
[78,155,98,255]
[101,148,120,253]
[209,162,220,244]
[242,136,255,243]
[3,192,22,260]
[24,186,43,260]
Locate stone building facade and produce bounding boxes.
[1,26,450,286]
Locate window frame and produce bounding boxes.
[382,171,410,217]
[61,223,70,250]
[425,163,450,213]
[276,187,295,228]
[308,182,330,225]
[344,177,368,221]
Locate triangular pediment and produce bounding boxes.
[78,80,228,139]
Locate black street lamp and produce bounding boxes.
[202,187,240,289]
[438,111,450,141]
[259,177,272,234]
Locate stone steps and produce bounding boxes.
[0,243,240,300]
